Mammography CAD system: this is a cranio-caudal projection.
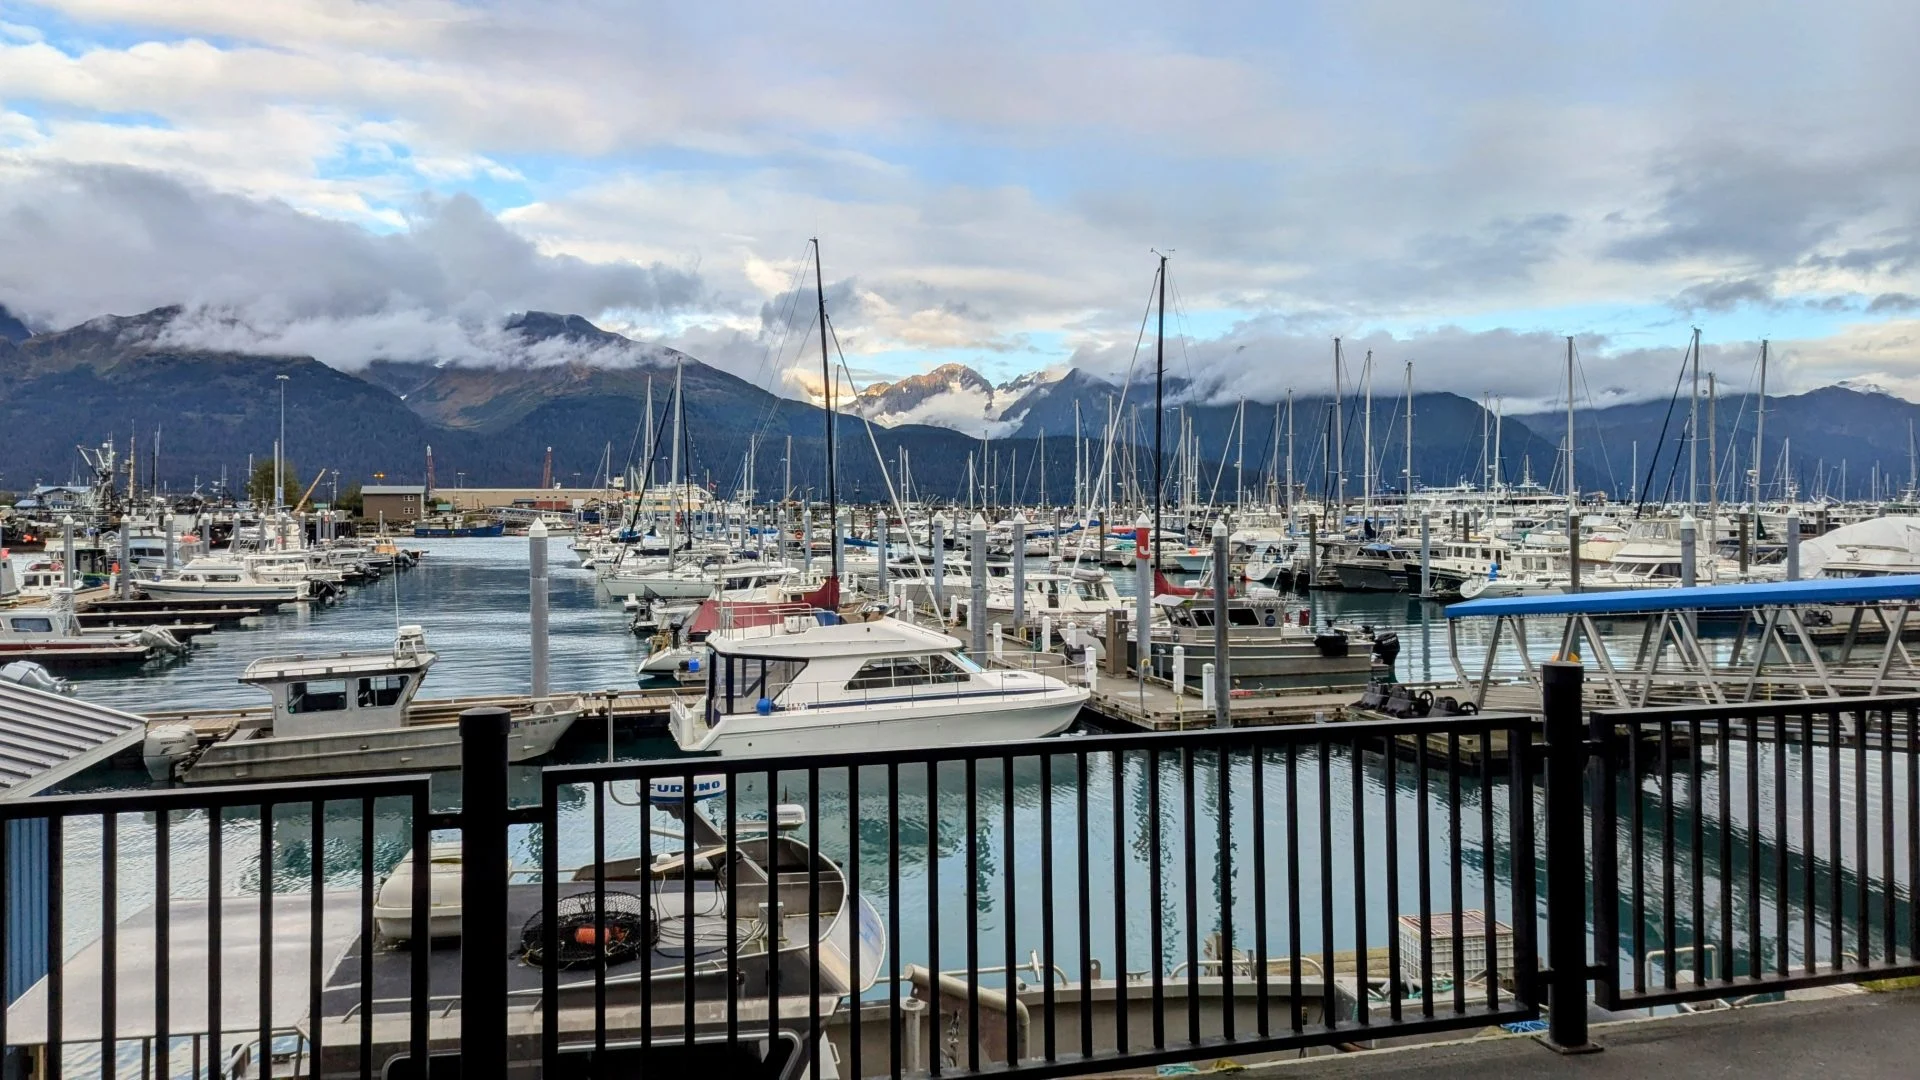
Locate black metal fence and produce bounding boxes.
[532,714,1541,1078]
[1589,694,1920,1010]
[3,673,1919,1077]
[0,775,433,1080]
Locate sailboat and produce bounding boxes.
[668,239,1087,755]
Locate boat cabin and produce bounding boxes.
[240,626,435,739]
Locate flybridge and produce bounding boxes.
[1445,574,1920,710]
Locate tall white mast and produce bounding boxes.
[1403,360,1414,507]
[1754,339,1767,505]
[1566,335,1577,514]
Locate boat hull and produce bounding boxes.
[174,704,578,784]
[673,689,1086,756]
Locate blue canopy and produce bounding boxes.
[1445,574,1920,620]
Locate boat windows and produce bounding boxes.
[290,679,350,713]
[358,675,409,708]
[845,654,973,691]
[720,657,808,715]
[8,617,53,634]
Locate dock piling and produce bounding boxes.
[1173,644,1187,696]
[529,519,549,699]
[62,515,74,590]
[1568,508,1582,594]
[1420,512,1432,598]
[1786,511,1801,580]
[1134,514,1152,677]
[1011,512,1027,630]
[164,516,175,571]
[1679,515,1697,588]
[931,514,947,613]
[970,514,988,658]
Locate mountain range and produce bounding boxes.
[0,302,1912,506]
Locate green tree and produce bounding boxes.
[247,458,302,508]
[336,483,364,517]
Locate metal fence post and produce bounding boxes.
[461,707,512,1078]
[1541,661,1599,1053]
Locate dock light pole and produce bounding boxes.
[529,519,550,698]
[1011,512,1027,632]
[970,514,989,658]
[1135,513,1153,677]
[1211,518,1230,727]
[459,706,512,1077]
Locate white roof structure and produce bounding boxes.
[1802,516,1920,577]
[712,616,964,659]
[0,681,149,799]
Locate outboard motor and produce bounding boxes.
[1313,630,1350,658]
[1357,680,1390,710]
[142,724,199,782]
[1371,632,1401,671]
[0,661,70,696]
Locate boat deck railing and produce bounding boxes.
[6,672,1920,1075]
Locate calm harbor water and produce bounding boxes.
[17,538,1917,1074]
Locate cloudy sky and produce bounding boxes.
[3,0,1918,409]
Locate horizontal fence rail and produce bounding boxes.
[538,718,1541,1078]
[1590,695,1920,1010]
[0,776,433,1080]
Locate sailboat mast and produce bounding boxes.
[1332,338,1345,512]
[813,238,837,575]
[1566,335,1576,514]
[1362,351,1373,524]
[1688,326,1701,513]
[1755,339,1767,505]
[1404,361,1414,506]
[1284,389,1294,516]
[1154,253,1167,548]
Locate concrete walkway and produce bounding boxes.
[1260,988,1920,1079]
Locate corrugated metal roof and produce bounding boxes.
[0,681,148,799]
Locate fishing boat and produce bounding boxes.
[142,625,581,783]
[0,589,188,668]
[411,513,506,538]
[668,608,1087,756]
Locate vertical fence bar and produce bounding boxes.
[926,761,941,1076]
[1076,750,1093,1061]
[1111,750,1129,1052]
[1880,707,1896,964]
[888,761,903,1079]
[1688,716,1704,984]
[847,764,862,1080]
[1828,709,1844,971]
[1148,747,1164,1049]
[309,802,324,1072]
[1382,736,1402,1022]
[963,757,978,1071]
[1252,744,1271,1036]
[1776,712,1791,978]
[461,707,510,1080]
[1802,712,1817,974]
[359,799,373,1080]
[1349,739,1368,1027]
[684,769,698,1050]
[1542,661,1592,1050]
[1630,728,1645,995]
[408,790,430,1073]
[1659,720,1676,992]
[727,777,741,1047]
[259,803,274,1074]
[1000,756,1016,1066]
[1509,718,1539,1014]
[1857,709,1872,967]
[1717,716,1732,985]
[1479,721,1498,1011]
[1415,734,1432,1020]
[1446,733,1464,1016]
[101,813,117,1080]
[1182,746,1200,1046]
[808,769,822,1078]
[1218,743,1235,1042]
[767,772,781,1052]
[639,779,653,1051]
[1318,737,1335,1029]
[1287,741,1303,1033]
[539,782,559,1073]
[156,808,171,1079]
[1040,752,1057,1063]
[1908,705,1919,962]
[593,779,608,1054]
[1747,713,1762,980]
[1591,708,1619,1008]
[46,815,61,1080]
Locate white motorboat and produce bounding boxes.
[0,589,188,668]
[669,609,1087,756]
[143,625,581,783]
[140,560,310,603]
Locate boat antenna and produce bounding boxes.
[814,237,838,582]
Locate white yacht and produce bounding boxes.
[140,560,310,603]
[669,611,1087,756]
[143,626,581,783]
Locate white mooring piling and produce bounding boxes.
[970,514,989,657]
[529,518,550,698]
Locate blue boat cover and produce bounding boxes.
[1445,574,1920,619]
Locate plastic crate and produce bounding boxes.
[1395,909,1515,983]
